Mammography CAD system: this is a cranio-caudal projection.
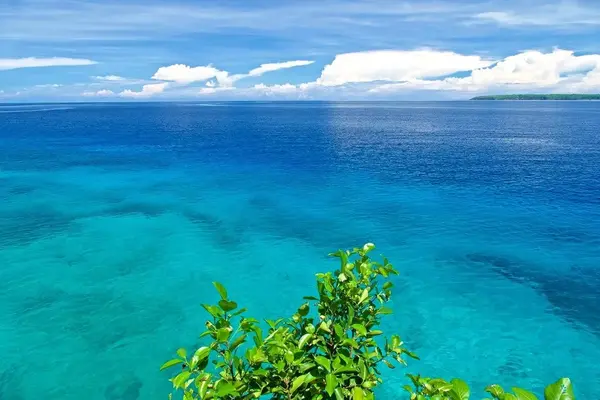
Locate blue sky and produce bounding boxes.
[1,0,600,101]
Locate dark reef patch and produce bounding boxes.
[104,375,143,400]
[465,252,600,335]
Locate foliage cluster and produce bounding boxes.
[162,244,575,400]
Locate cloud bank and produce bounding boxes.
[370,49,600,94]
[316,50,493,86]
[119,83,168,98]
[78,48,600,100]
[151,60,314,89]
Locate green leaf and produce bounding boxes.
[190,346,211,367]
[326,374,338,396]
[298,333,313,349]
[298,303,310,317]
[160,359,183,371]
[172,371,191,389]
[216,328,231,342]
[319,321,331,333]
[513,388,539,400]
[391,335,401,349]
[201,304,223,318]
[382,359,395,369]
[359,360,368,381]
[212,282,228,300]
[315,356,331,372]
[176,348,187,359]
[359,288,369,304]
[290,374,308,394]
[363,243,375,253]
[449,378,470,400]
[299,362,316,373]
[303,296,319,301]
[347,307,355,325]
[215,381,237,397]
[485,385,505,398]
[252,325,263,345]
[351,323,367,336]
[403,349,420,360]
[198,378,210,398]
[333,323,344,338]
[231,307,247,317]
[544,378,575,400]
[334,387,345,400]
[229,334,247,351]
[353,387,365,400]
[218,299,238,312]
[377,307,393,315]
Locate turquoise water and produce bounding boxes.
[0,102,599,399]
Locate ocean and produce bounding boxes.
[0,101,599,399]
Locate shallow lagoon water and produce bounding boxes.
[0,101,599,399]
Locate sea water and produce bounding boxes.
[0,101,598,399]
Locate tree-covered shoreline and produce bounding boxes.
[471,94,600,100]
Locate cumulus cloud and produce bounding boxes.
[119,83,168,98]
[253,83,300,94]
[152,64,230,85]
[150,59,314,90]
[0,57,97,71]
[93,75,125,81]
[63,48,600,100]
[198,86,235,95]
[370,49,600,94]
[316,50,494,86]
[82,89,115,97]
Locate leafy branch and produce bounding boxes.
[161,244,575,400]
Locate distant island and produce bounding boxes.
[471,94,600,100]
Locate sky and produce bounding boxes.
[1,0,600,101]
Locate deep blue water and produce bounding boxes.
[0,101,599,399]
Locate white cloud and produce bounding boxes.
[82,89,115,97]
[0,57,97,71]
[370,49,600,94]
[93,75,125,81]
[119,83,168,98]
[198,86,235,95]
[316,50,494,86]
[253,83,299,94]
[473,3,600,27]
[152,64,229,85]
[151,59,314,90]
[247,60,314,77]
[34,83,63,88]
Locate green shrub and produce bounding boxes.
[161,244,574,400]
